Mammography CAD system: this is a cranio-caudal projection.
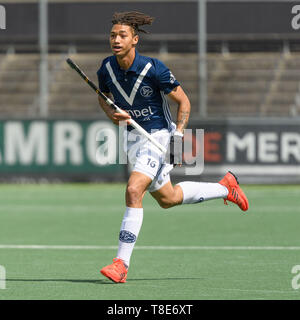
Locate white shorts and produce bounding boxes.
[125,127,175,192]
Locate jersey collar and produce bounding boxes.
[113,49,140,73]
[126,49,140,72]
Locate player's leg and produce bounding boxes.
[100,171,151,283]
[125,171,152,208]
[100,127,166,283]
[150,171,248,211]
[150,180,183,208]
[150,178,228,208]
[116,171,151,267]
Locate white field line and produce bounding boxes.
[0,245,300,250]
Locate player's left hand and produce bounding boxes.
[169,131,184,166]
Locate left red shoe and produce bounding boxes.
[219,171,249,212]
[100,258,128,283]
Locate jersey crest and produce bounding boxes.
[140,86,153,97]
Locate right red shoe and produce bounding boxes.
[219,171,249,212]
[100,258,128,283]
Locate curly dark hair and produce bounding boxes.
[112,11,154,34]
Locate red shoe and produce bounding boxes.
[219,171,249,211]
[100,258,128,283]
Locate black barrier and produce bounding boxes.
[1,1,300,51]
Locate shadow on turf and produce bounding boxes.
[6,277,201,284]
[6,278,114,285]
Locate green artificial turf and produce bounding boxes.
[0,184,299,300]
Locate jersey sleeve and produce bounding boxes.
[97,61,110,93]
[155,59,180,95]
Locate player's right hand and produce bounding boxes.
[110,111,131,126]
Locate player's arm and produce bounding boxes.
[167,86,191,165]
[167,86,191,134]
[98,94,131,126]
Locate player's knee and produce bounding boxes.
[157,198,175,209]
[126,185,142,203]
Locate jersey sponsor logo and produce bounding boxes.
[119,230,136,243]
[140,86,153,97]
[126,106,154,119]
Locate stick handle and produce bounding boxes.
[66,58,167,154]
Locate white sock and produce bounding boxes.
[177,181,228,204]
[117,207,143,267]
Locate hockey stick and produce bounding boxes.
[66,58,167,154]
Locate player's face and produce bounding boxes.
[110,24,138,57]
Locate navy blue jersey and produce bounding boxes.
[97,50,180,132]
